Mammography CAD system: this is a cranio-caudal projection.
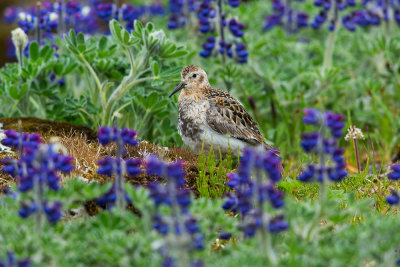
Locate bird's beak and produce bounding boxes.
[169,82,186,98]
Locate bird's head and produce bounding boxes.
[169,65,210,98]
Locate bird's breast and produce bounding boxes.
[177,98,209,145]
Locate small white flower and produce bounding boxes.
[49,12,58,22]
[81,6,91,17]
[344,125,365,141]
[18,12,27,21]
[11,27,28,52]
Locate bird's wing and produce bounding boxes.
[205,94,278,153]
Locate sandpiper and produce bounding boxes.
[169,65,279,156]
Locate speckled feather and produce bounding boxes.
[173,65,278,155]
[205,88,277,152]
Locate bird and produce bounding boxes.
[169,65,279,156]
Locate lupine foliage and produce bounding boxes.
[1,0,400,266]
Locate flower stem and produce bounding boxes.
[114,0,119,20]
[79,54,102,109]
[102,76,157,126]
[384,0,390,42]
[33,148,47,234]
[58,0,65,37]
[284,0,292,34]
[322,0,339,73]
[165,166,189,267]
[353,139,360,173]
[36,2,41,46]
[318,120,327,212]
[255,168,277,265]
[114,132,126,210]
[136,109,150,133]
[217,0,226,66]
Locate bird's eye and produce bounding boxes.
[192,74,197,78]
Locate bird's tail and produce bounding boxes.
[263,143,280,156]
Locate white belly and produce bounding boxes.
[201,126,248,156]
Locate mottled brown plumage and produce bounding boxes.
[169,65,278,155]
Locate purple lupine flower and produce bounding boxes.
[388,164,400,180]
[298,108,347,183]
[19,202,37,218]
[121,4,143,21]
[66,0,81,15]
[268,215,289,233]
[303,108,323,125]
[43,201,63,223]
[95,126,141,210]
[96,3,115,22]
[149,2,165,16]
[167,0,187,29]
[263,0,309,33]
[300,132,319,152]
[222,147,287,237]
[97,126,138,147]
[264,0,309,32]
[196,0,247,63]
[386,165,400,207]
[310,0,385,32]
[386,190,400,205]
[15,143,74,224]
[219,232,232,240]
[228,0,240,8]
[228,18,244,37]
[146,156,189,209]
[0,130,73,225]
[1,130,41,150]
[3,7,19,23]
[0,252,33,267]
[235,43,248,63]
[153,213,169,235]
[145,155,204,265]
[95,183,133,209]
[17,12,35,33]
[197,0,215,33]
[200,36,216,58]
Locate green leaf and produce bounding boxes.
[77,44,87,53]
[69,29,77,46]
[134,20,143,34]
[39,45,51,59]
[159,66,182,78]
[121,30,129,44]
[150,61,160,76]
[29,42,39,61]
[147,92,158,108]
[54,63,64,75]
[19,83,29,97]
[109,19,123,45]
[8,85,19,100]
[163,49,188,59]
[98,36,108,51]
[136,95,147,108]
[63,62,78,75]
[77,32,85,44]
[146,22,154,32]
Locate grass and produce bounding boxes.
[1,116,398,215]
